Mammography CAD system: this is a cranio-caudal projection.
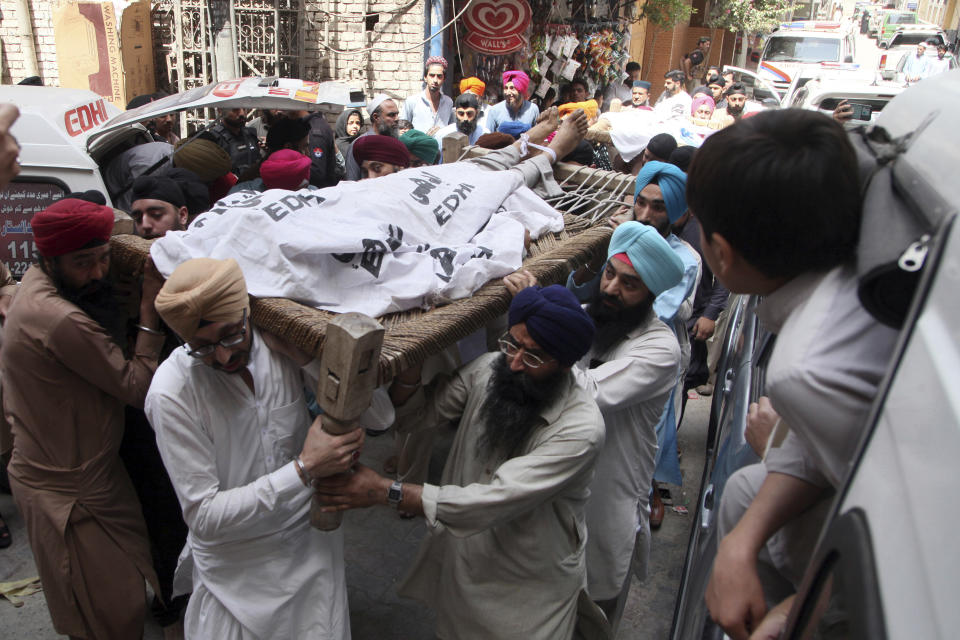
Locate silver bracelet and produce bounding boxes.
[294,455,311,487]
[136,324,164,336]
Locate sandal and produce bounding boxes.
[0,511,11,549]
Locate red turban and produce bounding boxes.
[208,172,238,204]
[32,198,114,258]
[352,135,410,168]
[502,70,531,97]
[260,150,311,191]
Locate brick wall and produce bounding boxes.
[642,20,735,103]
[3,0,427,105]
[0,0,58,85]
[303,0,427,103]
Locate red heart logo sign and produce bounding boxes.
[464,0,531,39]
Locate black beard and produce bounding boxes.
[376,121,399,137]
[664,87,677,98]
[588,292,655,353]
[457,118,477,135]
[727,102,744,117]
[476,354,567,460]
[52,270,127,347]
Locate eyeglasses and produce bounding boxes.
[497,334,553,369]
[185,309,247,358]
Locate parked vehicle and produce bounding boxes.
[670,69,960,640]
[785,70,903,125]
[878,24,946,49]
[876,10,919,44]
[758,21,857,96]
[0,78,361,278]
[669,295,766,640]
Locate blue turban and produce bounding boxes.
[498,121,531,139]
[607,222,684,296]
[635,160,688,224]
[632,80,652,89]
[508,285,595,367]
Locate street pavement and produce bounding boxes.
[0,394,710,639]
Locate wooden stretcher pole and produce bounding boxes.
[310,312,385,530]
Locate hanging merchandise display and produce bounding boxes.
[451,0,633,100]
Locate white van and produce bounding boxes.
[0,79,361,278]
[758,21,857,96]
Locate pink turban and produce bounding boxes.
[691,94,715,117]
[260,150,311,191]
[502,70,531,97]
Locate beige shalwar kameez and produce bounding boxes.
[396,352,605,640]
[2,265,162,639]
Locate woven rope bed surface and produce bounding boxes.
[112,163,627,382]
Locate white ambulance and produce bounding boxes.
[0,79,362,278]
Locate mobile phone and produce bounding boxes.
[848,102,873,122]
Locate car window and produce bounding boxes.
[892,32,941,46]
[785,509,888,640]
[819,97,891,113]
[887,12,917,24]
[764,36,842,63]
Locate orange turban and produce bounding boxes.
[459,77,486,98]
[558,100,599,121]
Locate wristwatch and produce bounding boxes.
[387,480,403,509]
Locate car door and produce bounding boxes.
[670,295,766,640]
[780,211,959,640]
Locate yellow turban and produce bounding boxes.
[558,100,599,121]
[459,77,486,98]
[173,138,233,182]
[155,258,249,341]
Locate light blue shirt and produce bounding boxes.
[653,234,699,325]
[402,91,454,132]
[484,100,540,133]
[902,52,929,79]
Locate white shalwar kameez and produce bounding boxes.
[146,328,391,639]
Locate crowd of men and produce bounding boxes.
[0,34,930,640]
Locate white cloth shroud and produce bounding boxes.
[151,162,564,317]
[600,105,714,162]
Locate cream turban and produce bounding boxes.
[155,258,249,341]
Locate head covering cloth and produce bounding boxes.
[497,121,531,139]
[131,175,186,208]
[155,258,250,342]
[726,82,748,97]
[607,222,684,296]
[425,56,448,70]
[632,80,652,89]
[634,160,688,223]
[352,134,411,168]
[502,70,531,97]
[367,94,393,118]
[32,198,114,258]
[334,108,365,158]
[459,77,486,97]
[173,138,232,182]
[399,129,439,165]
[558,100,598,121]
[475,132,515,149]
[691,94,716,117]
[260,150,312,191]
[507,285,595,367]
[645,133,678,162]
